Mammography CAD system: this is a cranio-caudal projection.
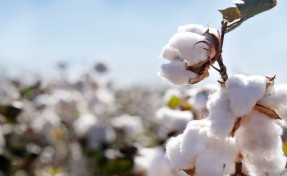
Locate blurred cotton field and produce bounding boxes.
[0,60,215,176]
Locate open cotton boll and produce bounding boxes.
[110,114,143,137]
[181,119,211,158]
[225,74,267,117]
[207,89,238,137]
[73,113,98,138]
[156,107,193,134]
[177,24,207,35]
[31,109,61,134]
[168,32,213,66]
[258,84,287,123]
[166,134,194,170]
[195,138,238,176]
[161,45,183,61]
[159,61,198,85]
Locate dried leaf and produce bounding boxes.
[266,75,276,88]
[167,96,182,109]
[254,104,281,119]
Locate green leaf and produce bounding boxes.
[220,0,277,32]
[0,104,22,123]
[167,96,181,109]
[283,141,287,156]
[20,81,41,99]
[236,0,277,18]
[104,158,134,174]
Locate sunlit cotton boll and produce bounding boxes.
[235,112,286,175]
[258,84,287,124]
[225,74,267,117]
[207,88,238,137]
[159,61,198,85]
[195,138,239,176]
[162,25,215,66]
[110,114,143,139]
[134,147,177,176]
[73,113,114,150]
[156,107,193,135]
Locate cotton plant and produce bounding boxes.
[158,0,286,175]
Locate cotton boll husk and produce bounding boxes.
[177,24,207,35]
[166,134,194,170]
[195,138,239,176]
[207,89,238,137]
[156,107,193,134]
[159,61,198,85]
[161,45,183,61]
[258,84,287,123]
[168,32,211,66]
[181,119,211,159]
[226,74,266,117]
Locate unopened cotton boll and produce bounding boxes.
[207,89,238,137]
[225,74,267,117]
[159,61,198,85]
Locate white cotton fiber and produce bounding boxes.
[161,45,183,62]
[166,134,194,170]
[158,61,198,85]
[156,107,193,133]
[177,24,207,35]
[195,138,238,176]
[258,84,287,123]
[168,32,212,66]
[226,74,267,117]
[181,119,210,158]
[207,89,238,137]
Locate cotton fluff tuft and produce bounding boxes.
[166,134,194,170]
[167,32,213,66]
[195,138,238,176]
[207,88,238,137]
[235,112,286,175]
[158,61,198,85]
[156,107,193,134]
[225,74,266,117]
[258,84,287,124]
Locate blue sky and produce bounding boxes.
[0,0,286,86]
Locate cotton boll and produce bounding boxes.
[181,119,211,159]
[226,74,267,117]
[73,113,98,138]
[158,61,198,85]
[156,107,193,134]
[161,45,183,61]
[177,24,207,35]
[166,134,194,170]
[168,32,212,66]
[207,89,238,137]
[110,114,143,138]
[258,84,287,123]
[195,138,238,176]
